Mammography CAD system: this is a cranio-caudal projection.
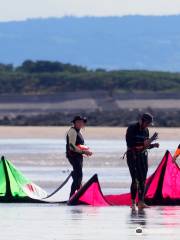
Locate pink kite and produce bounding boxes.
[68,151,180,206]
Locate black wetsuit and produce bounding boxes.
[66,127,84,197]
[126,122,151,201]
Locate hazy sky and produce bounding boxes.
[1,0,180,21]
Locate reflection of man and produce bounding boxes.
[66,116,92,198]
[126,113,159,210]
[173,144,180,162]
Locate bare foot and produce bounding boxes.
[131,203,136,211]
[138,201,150,210]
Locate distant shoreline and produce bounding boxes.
[0,109,179,127]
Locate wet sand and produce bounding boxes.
[0,205,180,240]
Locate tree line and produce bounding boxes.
[0,60,180,94]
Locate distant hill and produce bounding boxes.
[1,16,180,71]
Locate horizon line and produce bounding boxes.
[1,13,180,23]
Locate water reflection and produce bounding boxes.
[160,206,180,227]
[129,208,147,227]
[1,205,180,240]
[68,206,100,220]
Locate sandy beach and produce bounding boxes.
[0,126,179,140]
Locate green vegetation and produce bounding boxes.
[0,60,180,94]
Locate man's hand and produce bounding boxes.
[144,140,159,149]
[153,143,160,148]
[83,150,93,156]
[150,132,158,142]
[144,139,151,148]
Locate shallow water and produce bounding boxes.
[0,138,178,168]
[0,205,180,240]
[0,138,178,155]
[0,138,178,190]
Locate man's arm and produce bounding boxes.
[126,125,137,148]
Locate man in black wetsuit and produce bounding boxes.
[126,113,159,210]
[66,116,92,198]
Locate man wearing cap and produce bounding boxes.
[66,116,92,198]
[126,113,159,210]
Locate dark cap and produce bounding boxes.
[72,116,87,124]
[141,113,154,125]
